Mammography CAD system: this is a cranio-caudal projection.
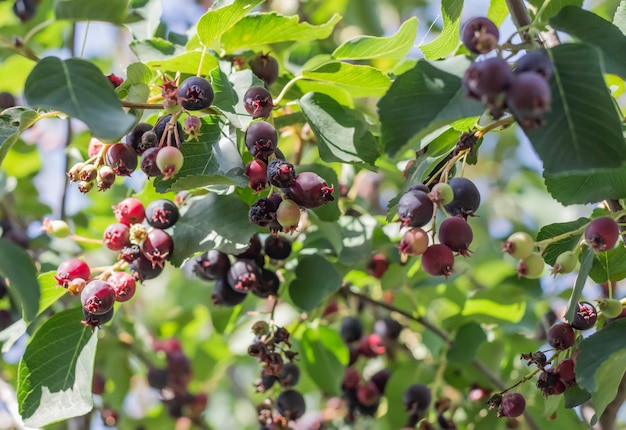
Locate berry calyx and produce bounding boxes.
[584,216,619,252]
[571,301,597,330]
[145,199,180,229]
[177,76,214,111]
[81,280,116,315]
[129,254,164,281]
[462,17,499,54]
[547,322,575,350]
[421,244,455,277]
[502,231,534,260]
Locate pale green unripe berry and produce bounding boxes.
[517,252,544,279]
[599,298,623,318]
[551,251,578,275]
[430,182,454,205]
[503,232,534,259]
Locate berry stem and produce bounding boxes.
[274,75,304,106]
[474,115,516,139]
[120,100,168,109]
[70,234,104,245]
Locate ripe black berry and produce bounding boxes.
[145,199,180,229]
[340,316,363,343]
[276,389,306,421]
[154,115,183,147]
[443,177,481,218]
[547,322,575,350]
[227,259,262,292]
[140,147,162,177]
[264,235,292,260]
[284,172,334,209]
[13,0,37,22]
[402,384,431,411]
[421,244,454,277]
[374,317,403,341]
[147,367,168,390]
[194,250,231,281]
[249,53,279,86]
[142,229,173,268]
[438,216,473,257]
[507,72,552,129]
[463,58,512,100]
[498,392,525,418]
[370,369,391,394]
[245,121,278,160]
[571,301,597,330]
[0,92,16,110]
[106,143,138,176]
[249,195,281,227]
[584,216,619,252]
[462,17,499,54]
[129,254,164,281]
[243,86,273,118]
[178,76,214,111]
[267,158,296,188]
[253,268,280,298]
[397,189,434,228]
[126,122,154,155]
[212,276,247,306]
[82,307,114,331]
[81,280,116,315]
[278,363,300,387]
[236,234,263,260]
[514,50,553,80]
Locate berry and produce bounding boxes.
[156,146,184,180]
[246,159,268,192]
[399,228,429,256]
[194,250,231,280]
[147,367,168,390]
[516,252,544,279]
[276,199,301,232]
[253,268,280,298]
[551,250,578,275]
[184,115,202,140]
[556,358,576,387]
[402,384,431,411]
[236,235,263,260]
[397,190,434,228]
[82,307,114,331]
[284,172,334,209]
[126,122,154,155]
[243,86,274,118]
[366,253,390,278]
[106,272,137,302]
[212,276,247,306]
[129,254,164,281]
[105,143,138,176]
[463,58,512,100]
[584,216,619,252]
[502,231,534,259]
[340,317,363,343]
[547,322,575,350]
[374,317,403,341]
[571,301,597,330]
[81,280,116,315]
[113,197,145,226]
[0,92,16,110]
[249,195,280,227]
[106,73,124,88]
[507,72,552,129]
[370,369,391,394]
[227,259,262,292]
[600,298,623,318]
[462,17,499,54]
[97,167,116,190]
[119,244,141,263]
[342,367,360,390]
[13,0,37,22]
[499,392,525,418]
[358,333,385,357]
[422,244,454,277]
[55,258,91,288]
[249,53,279,86]
[276,389,306,421]
[443,177,481,218]
[438,216,473,256]
[278,363,300,387]
[255,373,279,392]
[154,115,183,147]
[103,223,131,251]
[178,76,214,111]
[264,235,292,260]
[267,158,296,188]
[142,229,174,268]
[88,138,104,158]
[245,121,278,159]
[430,182,454,205]
[514,50,553,80]
[92,371,106,395]
[537,369,566,396]
[357,382,381,407]
[140,147,162,177]
[145,199,180,229]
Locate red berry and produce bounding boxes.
[103,223,131,251]
[366,253,390,278]
[285,172,334,209]
[105,143,138,176]
[556,359,576,387]
[106,271,137,302]
[81,280,116,315]
[547,322,575,350]
[246,159,268,192]
[507,72,552,129]
[357,382,381,407]
[113,197,145,226]
[422,244,454,277]
[142,229,173,269]
[499,392,525,418]
[342,367,360,390]
[438,216,473,256]
[584,216,619,252]
[55,258,91,288]
[358,333,385,357]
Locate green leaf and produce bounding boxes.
[588,246,626,283]
[332,17,418,60]
[55,0,134,24]
[196,0,264,47]
[0,107,39,167]
[378,56,484,156]
[533,0,583,20]
[37,272,67,317]
[487,0,509,26]
[536,217,588,266]
[170,193,258,266]
[550,7,626,80]
[589,350,626,423]
[564,386,592,409]
[447,322,487,363]
[565,248,594,323]
[288,255,342,311]
[24,57,135,141]
[299,92,379,165]
[146,51,219,75]
[18,307,98,427]
[544,168,626,205]
[302,62,391,98]
[0,238,40,322]
[461,285,526,323]
[0,319,27,354]
[211,65,264,130]
[524,44,626,175]
[419,0,462,60]
[337,215,376,266]
[614,0,626,35]
[153,117,247,192]
[221,13,341,52]
[300,325,348,396]
[129,38,184,62]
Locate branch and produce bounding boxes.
[505,0,533,41]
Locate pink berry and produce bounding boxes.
[106,271,137,302]
[113,197,145,226]
[103,223,131,251]
[55,258,91,288]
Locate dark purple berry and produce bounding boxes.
[374,317,403,341]
[246,159,268,192]
[584,216,619,252]
[0,92,16,110]
[81,280,116,315]
[507,72,552,129]
[82,307,114,331]
[106,271,136,302]
[212,276,247,306]
[126,123,154,155]
[264,235,292,260]
[119,244,141,263]
[253,268,280,298]
[443,177,481,218]
[245,121,278,159]
[145,199,179,229]
[515,51,553,80]
[227,259,262,292]
[340,316,363,343]
[249,53,279,86]
[178,76,214,111]
[370,369,391,394]
[147,367,168,390]
[249,196,280,227]
[106,143,138,176]
[276,389,306,421]
[142,229,173,268]
[499,392,525,418]
[129,254,164,281]
[571,301,597,330]
[547,322,575,350]
[113,197,145,226]
[463,58,512,100]
[55,258,91,288]
[255,373,279,392]
[267,158,295,188]
[397,190,434,228]
[243,86,274,118]
[438,216,473,256]
[13,0,37,22]
[422,244,454,278]
[462,17,499,54]
[284,172,334,209]
[140,147,162,177]
[236,235,263,260]
[194,250,231,281]
[278,363,300,387]
[154,115,183,147]
[402,384,431,411]
[408,183,430,193]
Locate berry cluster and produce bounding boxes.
[461,17,553,129]
[396,177,480,278]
